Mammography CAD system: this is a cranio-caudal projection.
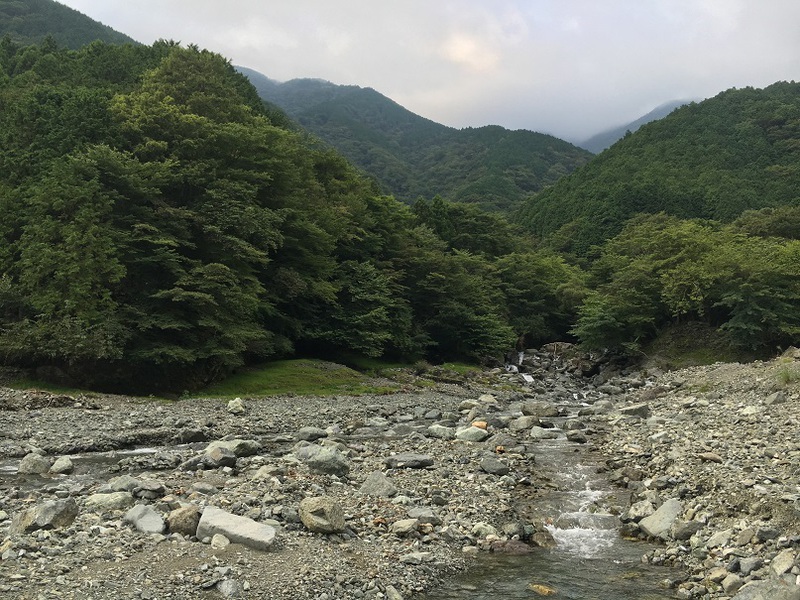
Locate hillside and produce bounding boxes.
[579,99,691,154]
[237,67,592,212]
[0,0,136,48]
[516,81,800,255]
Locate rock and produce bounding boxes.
[204,445,238,468]
[211,533,231,550]
[298,496,346,534]
[385,453,434,469]
[766,391,787,405]
[698,452,723,463]
[167,504,202,536]
[624,500,655,522]
[529,426,559,440]
[359,471,397,497]
[471,522,498,538]
[723,574,745,595]
[205,439,260,457]
[671,519,703,541]
[10,499,78,535]
[109,474,141,492]
[18,452,52,474]
[295,444,350,477]
[521,401,559,417]
[509,415,540,431]
[565,430,587,443]
[296,426,327,441]
[385,585,404,600]
[85,491,135,511]
[772,549,796,576]
[619,403,651,418]
[197,506,276,550]
[124,504,165,534]
[731,580,800,599]
[738,556,763,576]
[706,528,734,548]
[390,518,419,536]
[226,397,246,415]
[426,423,456,440]
[49,456,74,474]
[455,426,490,442]
[217,579,245,598]
[407,507,442,525]
[399,551,432,565]
[639,498,682,539]
[480,456,510,476]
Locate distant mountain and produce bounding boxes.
[516,81,800,255]
[579,100,692,154]
[0,0,136,48]
[237,66,592,212]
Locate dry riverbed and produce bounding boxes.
[1,347,800,600]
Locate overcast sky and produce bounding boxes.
[58,0,800,142]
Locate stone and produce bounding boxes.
[671,519,703,541]
[385,453,434,469]
[639,498,682,539]
[18,452,52,474]
[698,452,723,463]
[359,471,397,497]
[205,439,260,457]
[765,391,787,405]
[509,415,540,431]
[227,397,246,415]
[167,504,202,536]
[730,580,800,599]
[471,522,498,538]
[407,507,442,525]
[204,445,238,468]
[772,549,796,576]
[480,456,510,476]
[426,424,455,440]
[529,426,559,440]
[124,504,165,534]
[211,533,231,550]
[10,499,78,535]
[565,430,587,443]
[706,528,734,548]
[521,400,559,417]
[303,446,350,477]
[619,403,651,418]
[455,426,490,442]
[197,506,276,550]
[217,579,244,598]
[400,551,432,565]
[49,456,74,474]
[298,496,346,534]
[723,574,744,595]
[85,491,135,512]
[625,500,655,522]
[109,474,142,492]
[391,518,419,535]
[385,585,404,600]
[738,556,763,576]
[296,426,327,441]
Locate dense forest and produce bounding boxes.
[238,68,592,212]
[0,39,588,392]
[517,82,800,256]
[0,24,798,393]
[0,0,135,48]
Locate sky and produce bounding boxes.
[58,0,800,142]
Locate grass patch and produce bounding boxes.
[438,362,481,375]
[197,359,400,398]
[776,362,800,387]
[642,321,762,370]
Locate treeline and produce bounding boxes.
[0,39,583,392]
[516,82,800,256]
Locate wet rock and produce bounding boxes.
[197,506,276,550]
[298,496,346,534]
[10,499,78,535]
[565,430,587,444]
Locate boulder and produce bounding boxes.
[226,397,246,415]
[204,439,260,457]
[49,456,74,474]
[426,424,456,440]
[298,446,350,477]
[521,401,559,417]
[639,498,682,539]
[456,426,490,442]
[298,496,346,534]
[731,580,800,600]
[124,504,165,534]
[10,499,78,535]
[18,452,52,475]
[197,506,276,550]
[85,491,135,512]
[619,403,651,419]
[480,456,510,476]
[167,504,202,536]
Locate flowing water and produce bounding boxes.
[423,416,681,600]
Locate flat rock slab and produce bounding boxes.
[732,580,800,600]
[197,506,276,551]
[639,498,682,540]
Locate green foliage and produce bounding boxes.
[0,1,136,48]
[243,76,592,213]
[517,82,800,255]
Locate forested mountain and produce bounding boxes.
[578,99,690,154]
[0,39,589,392]
[0,0,136,48]
[516,82,800,256]
[237,66,592,212]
